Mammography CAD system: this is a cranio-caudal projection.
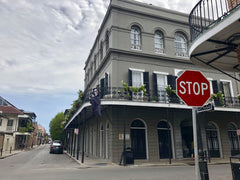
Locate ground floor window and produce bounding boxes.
[130,119,146,159]
[206,122,220,158]
[227,123,240,156]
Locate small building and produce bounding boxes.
[0,96,36,152]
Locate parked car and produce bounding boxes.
[50,140,63,154]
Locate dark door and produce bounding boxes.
[228,131,240,156]
[206,130,220,157]
[131,129,146,159]
[158,129,172,159]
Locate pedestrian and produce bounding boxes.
[191,141,194,160]
[89,88,101,117]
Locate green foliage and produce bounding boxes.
[237,94,240,100]
[49,112,65,141]
[19,122,34,133]
[64,90,84,123]
[165,85,176,96]
[210,91,224,105]
[121,80,147,97]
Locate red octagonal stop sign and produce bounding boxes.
[176,70,210,107]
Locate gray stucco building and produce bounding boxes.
[65,0,240,164]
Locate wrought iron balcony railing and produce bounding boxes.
[65,86,240,125]
[189,0,240,42]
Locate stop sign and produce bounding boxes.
[176,70,210,107]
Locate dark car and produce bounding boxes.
[50,140,63,154]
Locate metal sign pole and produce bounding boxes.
[192,107,200,180]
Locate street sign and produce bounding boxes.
[197,103,214,113]
[176,70,211,107]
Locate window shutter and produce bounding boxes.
[128,69,132,86]
[153,73,158,101]
[167,75,177,90]
[100,78,105,98]
[143,72,149,95]
[128,69,133,100]
[105,73,109,94]
[212,80,219,94]
[219,81,224,95]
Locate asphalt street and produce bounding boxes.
[0,144,232,180]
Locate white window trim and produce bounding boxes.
[153,71,169,75]
[207,78,214,94]
[220,79,234,97]
[174,69,184,77]
[129,68,145,72]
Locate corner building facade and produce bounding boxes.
[65,0,240,164]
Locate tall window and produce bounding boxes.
[94,55,97,71]
[154,31,164,54]
[157,74,167,102]
[132,71,143,87]
[100,41,103,60]
[7,119,13,131]
[220,80,232,97]
[227,123,240,156]
[105,31,109,51]
[131,26,141,50]
[0,118,2,126]
[174,33,187,57]
[206,122,220,157]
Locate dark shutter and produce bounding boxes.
[153,73,158,100]
[212,80,219,94]
[143,72,149,96]
[167,75,177,90]
[128,69,132,86]
[105,73,109,94]
[128,69,133,100]
[100,78,105,98]
[219,81,224,95]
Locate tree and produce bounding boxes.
[49,112,65,141]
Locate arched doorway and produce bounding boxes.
[227,123,240,156]
[206,122,220,157]
[180,120,193,158]
[157,121,172,159]
[130,119,147,159]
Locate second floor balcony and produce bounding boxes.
[189,0,240,73]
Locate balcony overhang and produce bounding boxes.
[64,99,240,129]
[189,7,240,73]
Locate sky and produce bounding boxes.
[0,0,198,133]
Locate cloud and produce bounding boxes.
[0,0,110,95]
[0,0,197,96]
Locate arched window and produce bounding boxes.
[130,26,141,50]
[206,122,220,157]
[154,31,164,54]
[227,123,240,156]
[130,119,146,159]
[174,32,187,57]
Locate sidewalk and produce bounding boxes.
[0,145,39,159]
[65,152,230,168]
